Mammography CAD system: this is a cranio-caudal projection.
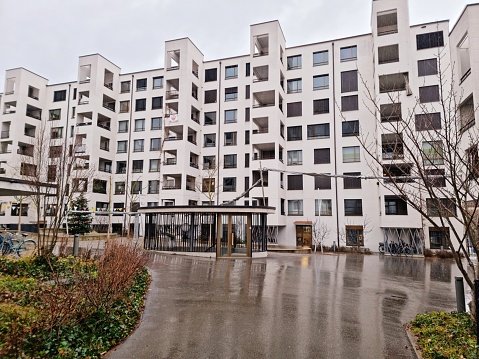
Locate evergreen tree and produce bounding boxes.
[68,193,92,235]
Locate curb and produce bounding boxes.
[405,325,423,359]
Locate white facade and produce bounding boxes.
[0,0,476,251]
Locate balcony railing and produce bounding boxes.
[167,66,180,71]
[190,162,199,169]
[116,168,127,174]
[164,136,183,141]
[162,184,181,190]
[17,149,33,156]
[0,150,12,154]
[253,128,268,134]
[100,144,110,151]
[163,158,177,165]
[24,131,35,138]
[1,131,9,139]
[166,90,179,100]
[252,103,274,108]
[26,111,41,120]
[98,123,111,131]
[253,51,269,57]
[78,100,89,105]
[103,104,115,112]
[75,145,87,153]
[98,166,112,173]
[253,153,275,160]
[77,122,92,127]
[186,184,195,191]
[104,82,113,90]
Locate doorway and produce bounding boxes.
[296,225,312,247]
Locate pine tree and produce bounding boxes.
[69,193,92,235]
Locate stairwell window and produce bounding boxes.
[377,9,398,36]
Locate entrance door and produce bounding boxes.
[218,214,250,257]
[296,225,312,247]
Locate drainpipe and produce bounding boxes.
[332,42,340,248]
[123,74,134,233]
[216,62,222,205]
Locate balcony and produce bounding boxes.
[26,105,42,120]
[3,101,16,114]
[252,90,275,108]
[166,90,179,100]
[1,131,9,139]
[163,158,177,165]
[190,162,199,169]
[253,65,269,82]
[253,152,275,160]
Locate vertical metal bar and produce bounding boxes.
[455,277,466,312]
[247,214,252,257]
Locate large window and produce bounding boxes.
[121,81,131,93]
[205,68,217,82]
[381,133,404,160]
[380,103,401,122]
[313,99,329,114]
[135,99,146,111]
[385,196,408,215]
[135,119,145,131]
[10,203,28,217]
[459,95,475,131]
[343,172,361,189]
[287,150,303,165]
[422,141,444,165]
[426,198,456,217]
[314,148,330,164]
[204,134,216,147]
[315,175,331,190]
[224,132,237,146]
[340,46,357,62]
[419,85,440,103]
[287,102,302,117]
[149,159,160,172]
[150,138,161,151]
[342,120,359,137]
[132,160,143,173]
[378,44,399,64]
[224,154,237,169]
[118,120,129,133]
[346,226,364,246]
[313,51,328,66]
[341,70,358,93]
[224,109,237,124]
[313,75,329,90]
[287,126,302,141]
[49,109,61,121]
[287,79,302,93]
[225,87,238,101]
[341,95,358,111]
[308,124,330,139]
[418,59,438,76]
[204,90,217,104]
[425,168,446,187]
[148,180,160,194]
[288,200,303,216]
[315,199,332,216]
[120,101,130,113]
[287,55,302,70]
[344,199,363,216]
[415,113,441,131]
[203,155,216,169]
[342,146,360,163]
[377,9,398,35]
[151,117,162,130]
[136,78,147,91]
[152,97,163,109]
[379,73,408,93]
[152,76,163,89]
[429,227,449,249]
[417,31,444,50]
[53,90,66,102]
[117,140,128,153]
[133,139,144,152]
[204,112,216,125]
[223,177,236,192]
[225,65,238,79]
[288,175,303,190]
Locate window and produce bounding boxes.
[344,172,361,189]
[153,76,163,89]
[136,78,147,91]
[121,81,131,93]
[385,196,408,215]
[204,90,217,104]
[287,55,302,70]
[380,103,401,122]
[287,102,302,117]
[425,169,446,187]
[341,70,358,93]
[287,126,302,141]
[120,101,130,113]
[225,65,238,79]
[114,182,125,195]
[383,164,412,183]
[225,110,238,123]
[225,87,238,101]
[49,109,61,121]
[288,175,303,190]
[204,112,216,125]
[116,161,127,174]
[418,59,438,76]
[131,181,142,194]
[51,127,63,139]
[132,160,143,173]
[340,46,357,62]
[118,120,128,133]
[135,119,145,131]
[419,85,440,103]
[313,50,328,66]
[308,124,330,139]
[382,133,404,159]
[204,134,216,147]
[346,226,364,246]
[314,148,330,164]
[53,90,66,102]
[315,175,331,190]
[150,138,161,151]
[152,97,163,109]
[287,78,302,93]
[379,73,408,93]
[149,159,160,172]
[422,141,443,165]
[224,154,237,169]
[133,139,144,152]
[246,63,250,77]
[427,198,456,217]
[202,178,215,192]
[378,44,399,64]
[224,132,237,146]
[49,146,62,158]
[343,146,360,163]
[223,177,236,191]
[429,227,449,249]
[313,75,329,90]
[245,85,250,99]
[344,199,362,216]
[459,95,475,131]
[245,130,250,145]
[467,145,479,179]
[341,95,358,111]
[342,120,359,137]
[315,199,332,216]
[10,203,28,217]
[47,165,56,182]
[245,153,250,168]
[377,9,398,35]
[93,179,107,194]
[288,200,303,215]
[151,117,162,130]
[117,140,128,153]
[203,155,216,169]
[313,99,329,114]
[417,31,444,50]
[72,178,88,192]
[287,150,303,165]
[415,113,441,131]
[135,99,146,111]
[148,180,160,194]
[245,107,250,122]
[205,68,217,82]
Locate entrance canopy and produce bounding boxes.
[139,205,275,258]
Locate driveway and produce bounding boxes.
[106,252,461,359]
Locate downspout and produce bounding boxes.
[332,42,340,247]
[216,62,222,205]
[124,74,134,231]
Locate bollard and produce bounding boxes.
[455,276,466,313]
[73,234,79,257]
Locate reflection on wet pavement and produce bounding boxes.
[106,253,461,359]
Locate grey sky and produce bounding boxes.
[0,0,471,89]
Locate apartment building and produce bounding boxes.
[0,0,476,252]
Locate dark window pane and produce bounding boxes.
[341,95,358,111]
[287,102,302,117]
[415,113,441,130]
[314,148,330,164]
[313,99,329,114]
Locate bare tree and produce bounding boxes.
[312,219,330,253]
[338,216,373,252]
[350,49,479,315]
[196,159,220,205]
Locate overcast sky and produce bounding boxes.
[0,0,471,90]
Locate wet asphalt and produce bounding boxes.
[106,252,462,359]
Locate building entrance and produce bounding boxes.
[296,225,312,247]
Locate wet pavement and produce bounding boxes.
[106,252,462,359]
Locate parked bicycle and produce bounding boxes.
[388,240,413,256]
[0,230,37,257]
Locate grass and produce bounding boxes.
[410,311,478,359]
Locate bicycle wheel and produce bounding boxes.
[17,240,36,257]
[404,246,413,256]
[1,241,13,256]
